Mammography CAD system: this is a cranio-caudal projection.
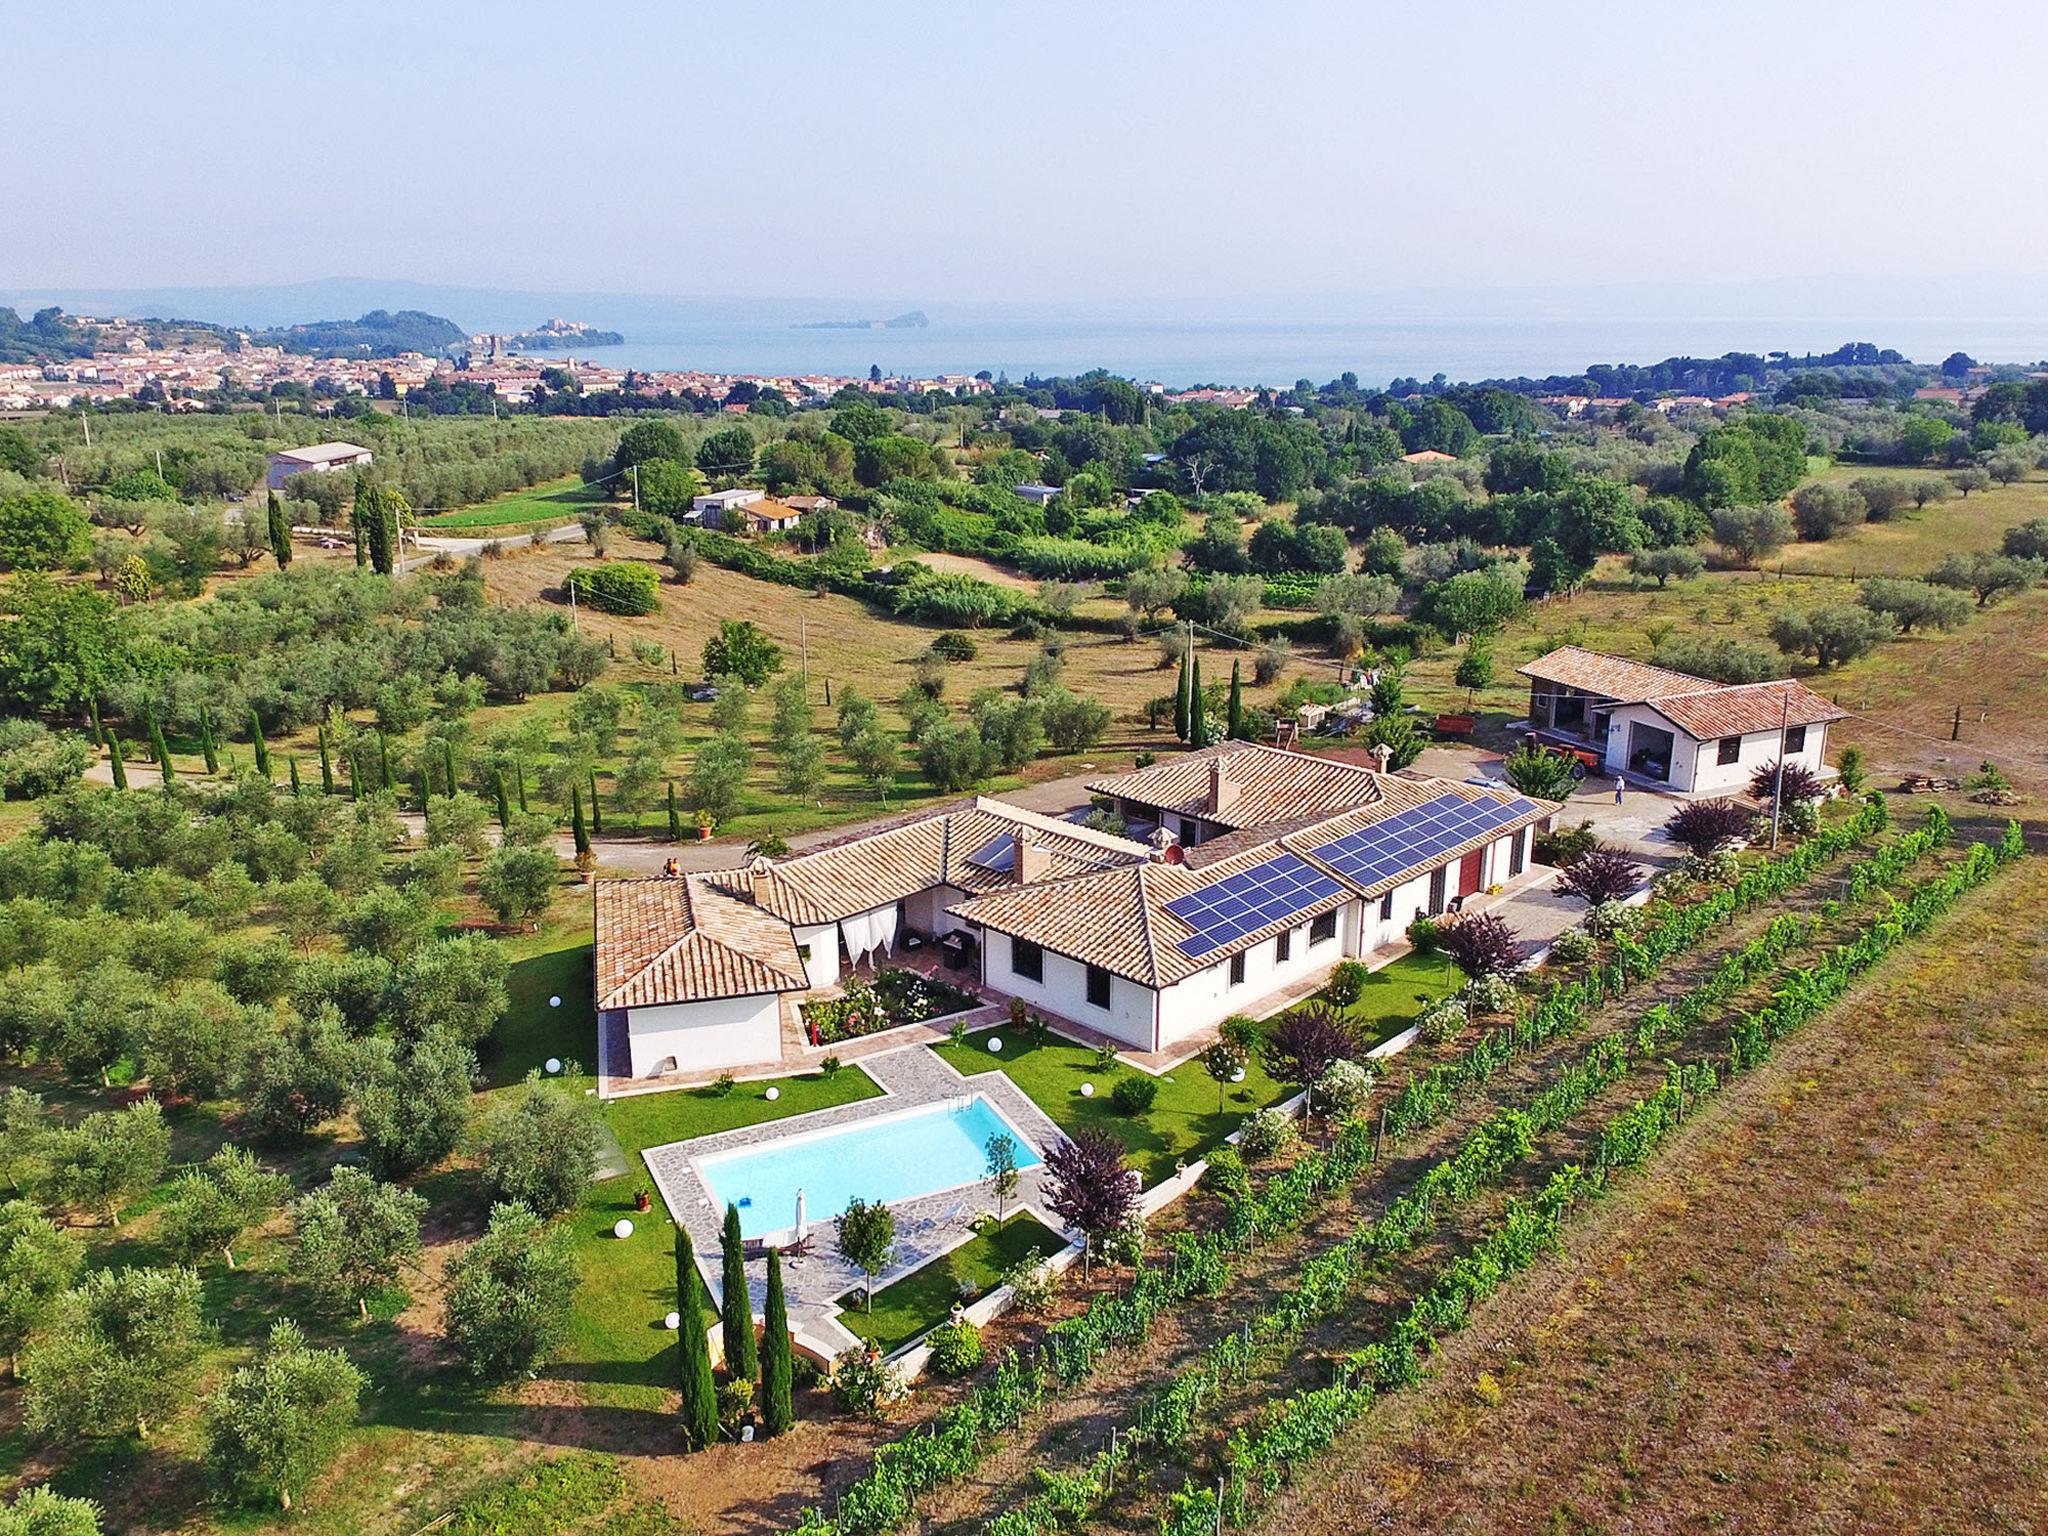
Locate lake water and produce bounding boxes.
[585,313,2048,390]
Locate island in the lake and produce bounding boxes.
[507,317,624,349]
[793,309,930,330]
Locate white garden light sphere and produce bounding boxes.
[987,1037,1003,1053]
[613,1218,635,1239]
[764,1086,780,1102]
[1231,1069,1247,1083]
[1080,1082,1095,1098]
[664,1311,681,1330]
[545,1057,562,1075]
[549,995,562,1008]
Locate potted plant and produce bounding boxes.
[695,809,715,841]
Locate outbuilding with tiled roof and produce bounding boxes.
[1520,646,1843,794]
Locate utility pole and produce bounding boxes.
[1951,705,1962,742]
[1768,687,1790,850]
[631,462,640,516]
[568,578,578,631]
[800,616,809,686]
[154,447,163,479]
[81,412,91,448]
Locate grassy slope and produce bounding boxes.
[1259,865,2048,1536]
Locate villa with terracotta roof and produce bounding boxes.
[1520,645,1843,795]
[593,751,1559,1084]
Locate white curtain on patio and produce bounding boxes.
[840,904,901,963]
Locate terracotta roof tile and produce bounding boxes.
[1086,742,1382,830]
[1518,645,1708,703]
[1645,680,1845,739]
[593,875,809,1008]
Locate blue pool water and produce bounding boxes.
[696,1098,1040,1241]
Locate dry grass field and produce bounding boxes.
[1260,876,2048,1536]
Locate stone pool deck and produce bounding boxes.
[641,1038,1068,1362]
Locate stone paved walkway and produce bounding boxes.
[641,1038,1067,1360]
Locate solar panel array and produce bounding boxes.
[1164,852,1345,958]
[965,835,1017,873]
[1308,793,1540,891]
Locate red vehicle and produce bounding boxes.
[1525,732,1596,780]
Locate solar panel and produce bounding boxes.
[1165,852,1345,958]
[966,835,1016,873]
[1309,793,1527,890]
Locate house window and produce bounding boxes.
[796,943,812,963]
[1085,964,1112,1009]
[1509,830,1526,878]
[1229,952,1246,986]
[1310,911,1337,945]
[1275,929,1293,964]
[1012,939,1043,983]
[1784,724,1807,754]
[1717,736,1742,766]
[1427,867,1448,915]
[1378,891,1395,922]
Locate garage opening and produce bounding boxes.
[1627,721,1675,783]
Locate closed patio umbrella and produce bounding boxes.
[794,1188,807,1248]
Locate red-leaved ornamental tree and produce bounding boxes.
[1555,847,1644,906]
[1261,1004,1358,1089]
[1438,912,1523,978]
[1749,758,1823,805]
[1042,1128,1139,1279]
[1665,798,1756,857]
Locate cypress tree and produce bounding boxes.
[666,782,682,841]
[87,696,104,747]
[267,490,292,569]
[248,710,271,778]
[676,1231,718,1451]
[1189,654,1209,748]
[441,737,459,798]
[198,705,219,775]
[377,731,394,792]
[719,1204,757,1386]
[317,723,335,794]
[414,769,430,812]
[352,518,366,569]
[149,712,174,784]
[760,1248,793,1437]
[1173,644,1191,741]
[571,785,591,857]
[288,756,302,796]
[515,760,529,813]
[494,770,512,829]
[1226,659,1244,740]
[588,772,603,835]
[368,494,394,575]
[108,732,128,790]
[348,750,362,801]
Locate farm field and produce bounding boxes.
[1260,870,2048,1536]
[416,473,602,529]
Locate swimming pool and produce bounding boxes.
[695,1096,1041,1241]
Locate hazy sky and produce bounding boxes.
[9,0,2048,304]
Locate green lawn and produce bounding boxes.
[1332,949,1467,1046]
[419,474,601,529]
[935,1031,1289,1185]
[841,1213,1062,1354]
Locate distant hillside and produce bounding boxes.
[794,310,930,330]
[0,306,237,363]
[249,308,467,358]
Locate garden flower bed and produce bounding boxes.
[803,968,982,1045]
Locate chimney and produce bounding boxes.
[1208,756,1241,819]
[1014,835,1055,885]
[1147,825,1179,861]
[747,855,774,907]
[1371,743,1393,774]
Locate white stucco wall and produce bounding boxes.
[1686,722,1830,797]
[904,885,973,938]
[982,930,1156,1049]
[793,923,839,987]
[1154,903,1354,1048]
[625,992,783,1076]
